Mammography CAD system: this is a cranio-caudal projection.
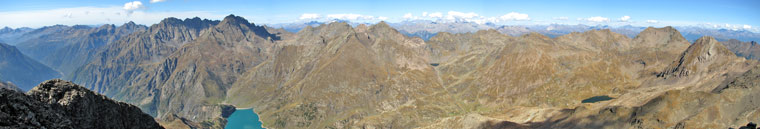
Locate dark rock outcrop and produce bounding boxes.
[0,79,164,129]
[0,88,72,129]
[738,122,757,129]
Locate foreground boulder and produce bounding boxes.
[0,79,163,129]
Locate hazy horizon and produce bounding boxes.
[1,0,757,32]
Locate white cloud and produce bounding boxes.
[327,14,375,21]
[479,17,500,24]
[299,13,321,20]
[150,0,166,3]
[584,16,609,22]
[744,25,752,29]
[422,12,428,17]
[619,16,630,22]
[63,13,73,18]
[445,11,479,21]
[123,1,145,12]
[0,6,222,28]
[553,17,568,20]
[377,16,388,21]
[646,20,659,23]
[403,13,413,19]
[428,12,443,18]
[498,12,530,21]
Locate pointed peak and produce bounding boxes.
[322,21,353,32]
[354,24,369,32]
[120,21,137,28]
[694,36,717,44]
[658,36,735,78]
[125,21,136,26]
[156,17,186,27]
[691,36,732,56]
[118,21,146,30]
[221,14,251,25]
[374,21,390,28]
[98,24,115,28]
[369,21,395,32]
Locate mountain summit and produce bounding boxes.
[659,36,736,78]
[220,14,252,26]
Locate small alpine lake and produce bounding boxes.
[224,108,264,129]
[581,95,615,103]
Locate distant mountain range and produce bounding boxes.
[721,39,760,60]
[267,20,760,42]
[2,15,760,129]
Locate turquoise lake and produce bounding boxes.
[225,108,264,129]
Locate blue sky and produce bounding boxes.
[0,0,758,31]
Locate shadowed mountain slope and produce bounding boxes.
[0,42,59,90]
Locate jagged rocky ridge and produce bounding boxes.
[0,79,163,129]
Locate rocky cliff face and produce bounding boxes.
[0,79,163,129]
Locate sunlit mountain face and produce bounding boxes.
[1,0,759,129]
